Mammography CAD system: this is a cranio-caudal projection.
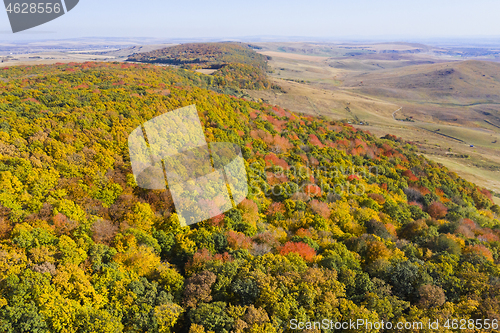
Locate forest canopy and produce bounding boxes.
[0,61,499,332]
[127,42,270,69]
[127,42,273,91]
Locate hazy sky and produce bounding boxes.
[1,0,500,41]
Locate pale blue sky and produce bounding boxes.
[1,0,500,41]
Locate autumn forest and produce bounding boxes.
[0,43,499,332]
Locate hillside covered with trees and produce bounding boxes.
[127,43,274,91]
[0,61,499,332]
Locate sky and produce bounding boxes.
[1,0,500,42]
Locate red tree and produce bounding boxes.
[427,202,448,219]
[279,242,316,262]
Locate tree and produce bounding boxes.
[154,303,184,333]
[227,231,252,250]
[365,219,392,240]
[1,58,499,332]
[91,219,118,244]
[58,235,87,265]
[417,284,446,308]
[75,307,123,333]
[279,241,316,262]
[188,302,234,333]
[431,234,461,256]
[309,200,330,219]
[183,270,217,308]
[427,202,448,219]
[231,278,260,305]
[389,260,423,300]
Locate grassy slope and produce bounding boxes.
[249,46,500,197]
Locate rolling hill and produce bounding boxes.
[246,45,500,199]
[127,42,269,69]
[127,42,274,91]
[345,60,500,105]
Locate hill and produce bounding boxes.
[127,42,273,91]
[342,60,500,126]
[0,62,499,332]
[246,45,500,199]
[345,60,500,103]
[127,42,269,69]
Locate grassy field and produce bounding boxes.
[0,44,177,68]
[0,51,117,67]
[423,154,500,194]
[245,77,399,121]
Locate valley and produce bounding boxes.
[243,42,500,201]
